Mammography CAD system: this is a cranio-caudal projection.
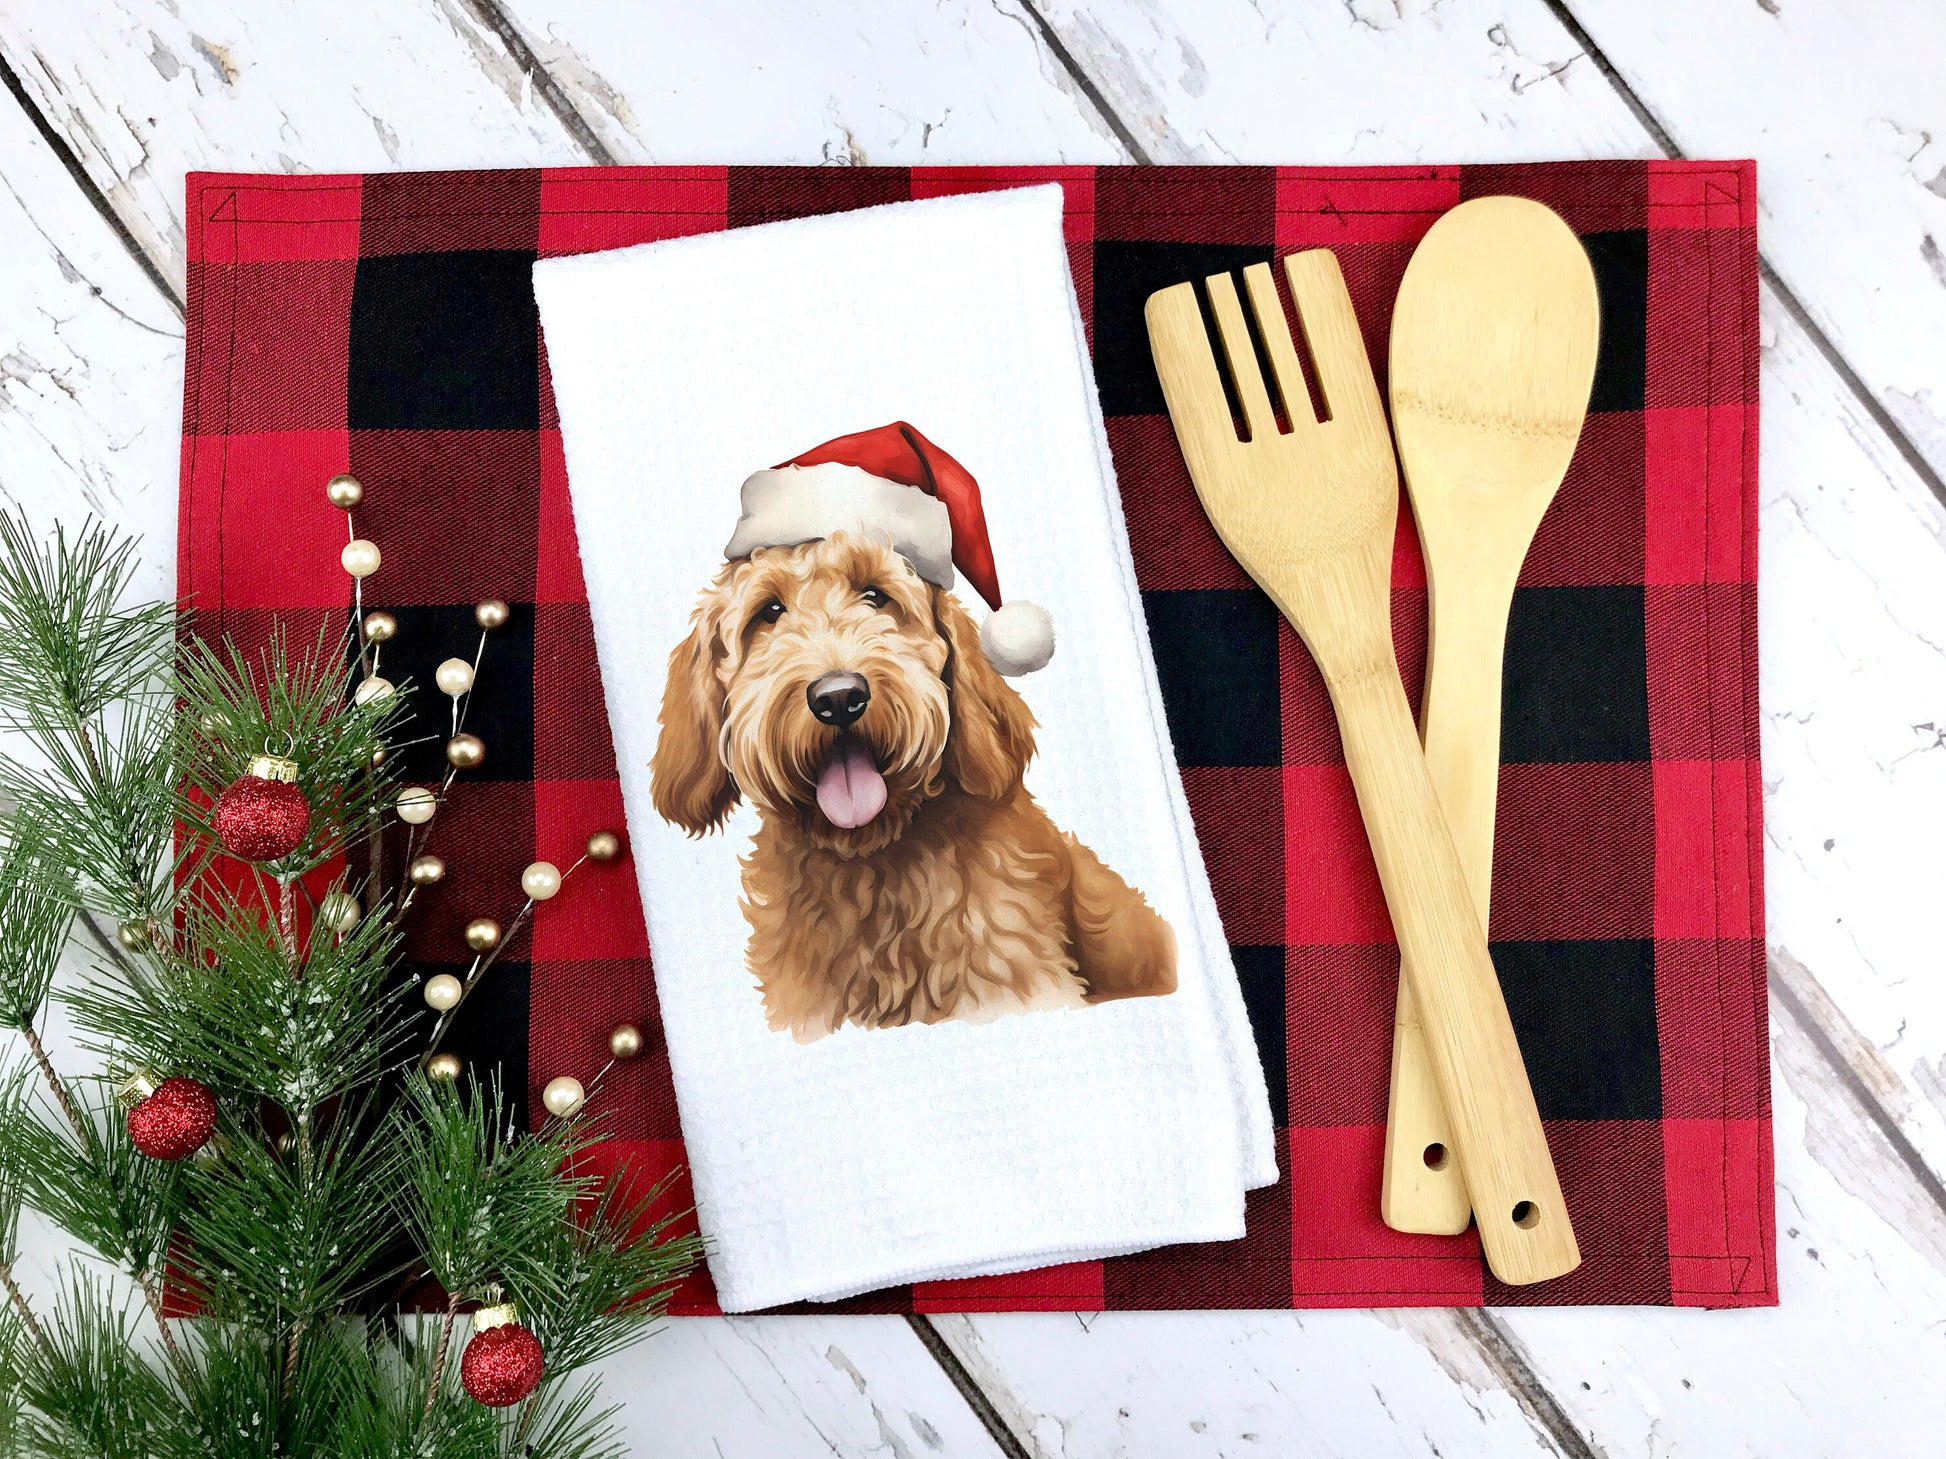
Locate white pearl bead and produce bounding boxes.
[521,861,562,901]
[541,1075,585,1118]
[341,539,381,578]
[396,787,437,825]
[318,891,360,932]
[352,675,394,706]
[422,974,463,1011]
[434,657,475,697]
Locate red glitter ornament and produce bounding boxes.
[125,1075,218,1161]
[460,1304,545,1407]
[212,754,310,862]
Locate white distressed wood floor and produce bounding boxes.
[1,2,1943,1454]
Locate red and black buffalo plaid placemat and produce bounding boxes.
[178,161,1772,1311]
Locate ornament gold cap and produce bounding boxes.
[116,1069,161,1107]
[474,1300,520,1333]
[246,753,301,784]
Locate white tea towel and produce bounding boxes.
[534,184,1275,1312]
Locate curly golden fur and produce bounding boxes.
[650,531,1177,1040]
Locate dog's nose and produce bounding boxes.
[807,671,871,729]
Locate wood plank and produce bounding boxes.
[931,1306,1567,1458]
[1563,0,1946,487]
[480,0,1129,165]
[0,0,593,295]
[0,26,179,579]
[0,79,1009,1459]
[1024,0,1653,165]
[588,1315,1010,1458]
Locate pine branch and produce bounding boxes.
[0,1259,47,1352]
[0,1071,51,1356]
[0,1079,187,1367]
[421,1290,462,1421]
[10,1265,175,1459]
[0,515,177,742]
[0,514,699,1457]
[0,820,76,1030]
[398,1077,575,1302]
[177,619,408,882]
[16,1023,83,1144]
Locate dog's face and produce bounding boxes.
[651,531,1036,856]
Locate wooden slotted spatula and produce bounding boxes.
[1146,251,1579,1285]
[1380,197,1601,1236]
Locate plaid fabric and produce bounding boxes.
[178,161,1772,1312]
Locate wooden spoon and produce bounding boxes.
[1381,196,1601,1235]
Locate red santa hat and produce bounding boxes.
[722,422,1055,676]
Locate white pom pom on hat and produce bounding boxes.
[723,421,1055,676]
[979,600,1055,676]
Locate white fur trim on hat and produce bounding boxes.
[980,600,1054,676]
[723,463,955,589]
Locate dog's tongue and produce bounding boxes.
[816,739,887,829]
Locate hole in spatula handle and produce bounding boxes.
[1422,1143,1448,1171]
[1511,1201,1539,1230]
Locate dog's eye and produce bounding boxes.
[757,599,786,625]
[860,587,888,610]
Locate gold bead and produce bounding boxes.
[408,854,446,886]
[585,831,622,863]
[521,861,561,901]
[464,917,502,952]
[422,973,463,1011]
[396,787,437,825]
[341,539,381,579]
[353,675,394,706]
[475,599,510,631]
[115,919,150,951]
[434,657,475,697]
[318,891,360,932]
[426,1052,462,1082]
[361,610,397,643]
[541,1075,586,1118]
[325,473,363,509]
[369,744,388,768]
[446,733,485,770]
[607,1023,645,1060]
[274,1129,295,1156]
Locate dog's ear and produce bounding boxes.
[936,586,1037,801]
[650,595,739,834]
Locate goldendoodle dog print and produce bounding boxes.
[650,422,1178,1041]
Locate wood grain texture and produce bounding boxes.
[1564,0,1946,491]
[463,0,1131,166]
[1149,250,1576,1282]
[1382,195,1601,1235]
[2,0,1945,1449]
[0,0,591,294]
